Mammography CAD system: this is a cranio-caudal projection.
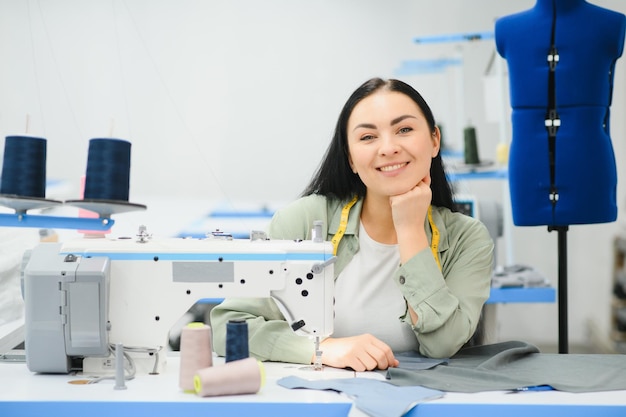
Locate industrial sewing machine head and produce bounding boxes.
[21,228,335,374]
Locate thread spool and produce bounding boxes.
[225,319,249,363]
[194,357,265,397]
[84,138,131,201]
[179,322,213,392]
[496,142,510,165]
[463,126,480,165]
[65,137,146,217]
[0,135,47,198]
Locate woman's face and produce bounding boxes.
[346,90,440,199]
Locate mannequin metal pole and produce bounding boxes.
[549,225,569,354]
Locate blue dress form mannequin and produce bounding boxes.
[495,0,625,227]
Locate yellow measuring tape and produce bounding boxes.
[332,196,442,270]
[427,205,441,271]
[331,195,358,255]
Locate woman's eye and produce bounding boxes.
[360,134,375,141]
[398,127,413,134]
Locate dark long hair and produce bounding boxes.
[301,77,455,210]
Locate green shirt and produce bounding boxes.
[210,194,494,363]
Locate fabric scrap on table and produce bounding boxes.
[278,375,444,417]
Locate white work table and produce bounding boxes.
[1,353,625,417]
[0,354,354,417]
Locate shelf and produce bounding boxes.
[486,287,556,304]
[447,167,508,182]
[413,31,495,44]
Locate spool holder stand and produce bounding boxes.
[0,194,146,231]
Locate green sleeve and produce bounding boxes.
[395,215,494,359]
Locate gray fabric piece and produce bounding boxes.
[278,375,443,417]
[386,340,626,393]
[394,351,448,371]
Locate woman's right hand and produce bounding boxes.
[315,334,399,371]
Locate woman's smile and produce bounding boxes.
[378,162,409,173]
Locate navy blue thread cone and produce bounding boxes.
[225,319,249,363]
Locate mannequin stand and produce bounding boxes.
[548,225,568,354]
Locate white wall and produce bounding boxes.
[1,0,625,351]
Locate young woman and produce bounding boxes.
[210,78,494,371]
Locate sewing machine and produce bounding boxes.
[21,228,335,375]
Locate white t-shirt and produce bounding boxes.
[332,223,419,353]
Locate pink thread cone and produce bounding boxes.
[194,357,265,397]
[179,323,212,392]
